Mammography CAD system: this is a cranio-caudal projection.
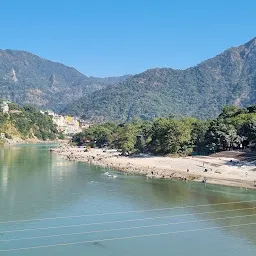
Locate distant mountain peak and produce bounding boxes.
[244,37,256,47]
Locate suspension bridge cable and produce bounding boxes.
[1,213,256,243]
[1,199,256,225]
[0,222,255,252]
[2,206,256,234]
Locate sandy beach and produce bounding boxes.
[51,145,256,190]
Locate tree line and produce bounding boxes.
[72,105,256,156]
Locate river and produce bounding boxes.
[0,144,256,255]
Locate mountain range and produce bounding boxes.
[1,37,256,121]
[0,49,130,112]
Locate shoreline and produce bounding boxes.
[51,146,256,190]
[2,138,68,146]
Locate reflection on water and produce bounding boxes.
[0,144,256,255]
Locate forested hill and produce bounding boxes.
[0,101,60,142]
[0,50,130,112]
[65,37,256,122]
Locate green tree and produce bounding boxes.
[117,123,138,155]
[149,117,193,155]
[204,121,241,152]
[191,120,209,153]
[238,120,256,147]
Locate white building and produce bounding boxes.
[52,114,81,135]
[0,101,9,114]
[40,110,82,135]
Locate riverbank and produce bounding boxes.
[2,137,68,146]
[51,146,256,190]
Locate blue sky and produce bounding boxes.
[1,0,256,77]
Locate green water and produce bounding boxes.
[0,144,256,255]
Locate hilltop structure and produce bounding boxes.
[0,101,9,114]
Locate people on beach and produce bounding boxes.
[52,147,256,189]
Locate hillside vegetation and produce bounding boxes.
[0,101,59,141]
[72,105,256,156]
[65,37,256,122]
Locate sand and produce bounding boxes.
[51,145,256,190]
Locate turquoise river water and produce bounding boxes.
[0,144,256,255]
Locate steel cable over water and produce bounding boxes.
[0,222,255,252]
[0,213,256,243]
[1,206,256,233]
[1,199,256,224]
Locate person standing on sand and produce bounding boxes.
[187,168,189,172]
